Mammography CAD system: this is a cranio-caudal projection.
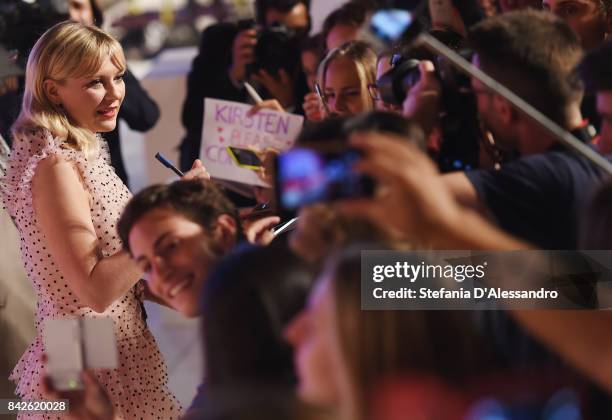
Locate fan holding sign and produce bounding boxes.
[200,98,304,187]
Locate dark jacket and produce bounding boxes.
[179,22,246,172]
[179,22,308,172]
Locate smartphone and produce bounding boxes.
[44,318,118,391]
[274,147,375,212]
[227,146,263,170]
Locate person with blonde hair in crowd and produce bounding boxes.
[303,41,378,120]
[0,21,206,418]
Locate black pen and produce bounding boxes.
[155,153,184,177]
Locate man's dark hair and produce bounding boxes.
[300,33,325,58]
[255,0,311,26]
[344,111,426,149]
[469,10,584,125]
[321,1,370,46]
[90,0,104,27]
[577,40,612,93]
[296,111,426,150]
[201,243,313,387]
[117,179,241,253]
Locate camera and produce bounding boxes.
[0,0,68,68]
[376,29,482,172]
[237,19,303,78]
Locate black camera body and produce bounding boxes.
[237,19,303,78]
[0,0,68,67]
[377,29,481,172]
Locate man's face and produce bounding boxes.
[597,90,612,153]
[265,3,309,32]
[471,55,517,151]
[128,208,220,317]
[68,0,95,25]
[542,0,609,50]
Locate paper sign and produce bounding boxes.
[200,98,304,186]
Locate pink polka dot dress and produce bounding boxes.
[1,129,182,419]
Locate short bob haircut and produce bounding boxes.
[12,21,126,158]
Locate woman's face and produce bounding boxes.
[48,55,125,133]
[284,274,342,406]
[323,57,370,117]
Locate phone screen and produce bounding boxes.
[370,9,413,42]
[227,147,263,168]
[276,148,374,210]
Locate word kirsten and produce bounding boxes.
[214,103,291,136]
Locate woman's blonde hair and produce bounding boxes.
[12,21,126,158]
[317,41,377,111]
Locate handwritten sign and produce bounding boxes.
[200,98,304,186]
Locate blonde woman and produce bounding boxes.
[1,22,192,418]
[303,41,378,120]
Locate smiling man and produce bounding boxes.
[117,179,241,316]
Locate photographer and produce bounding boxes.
[404,10,605,249]
[179,0,310,172]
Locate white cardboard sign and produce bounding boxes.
[200,98,304,186]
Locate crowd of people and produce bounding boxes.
[3,0,612,419]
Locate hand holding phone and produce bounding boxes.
[274,147,375,212]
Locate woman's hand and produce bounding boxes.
[243,215,281,246]
[303,92,324,121]
[181,159,211,181]
[43,370,115,420]
[247,99,285,116]
[251,69,294,109]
